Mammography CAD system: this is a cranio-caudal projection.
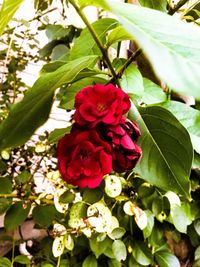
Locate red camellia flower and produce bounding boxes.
[57,129,112,188]
[74,83,131,127]
[102,118,142,172]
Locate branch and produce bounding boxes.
[69,0,121,87]
[168,0,190,15]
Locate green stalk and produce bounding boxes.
[69,0,121,87]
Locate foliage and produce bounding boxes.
[0,0,200,266]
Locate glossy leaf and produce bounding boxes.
[121,64,144,96]
[0,55,97,149]
[143,211,154,239]
[155,251,180,267]
[0,257,11,267]
[0,0,24,36]
[4,201,31,231]
[112,240,127,262]
[70,18,119,60]
[159,101,200,153]
[48,126,72,144]
[132,241,152,266]
[138,0,167,11]
[99,0,200,99]
[129,105,192,198]
[107,26,132,47]
[141,78,167,104]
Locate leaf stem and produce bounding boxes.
[0,193,54,204]
[69,0,121,87]
[168,0,190,15]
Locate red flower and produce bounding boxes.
[74,84,131,127]
[102,118,142,172]
[57,129,112,188]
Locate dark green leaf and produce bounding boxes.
[129,105,192,198]
[138,0,167,11]
[0,55,97,149]
[0,160,7,172]
[70,18,119,59]
[82,255,97,267]
[32,205,56,227]
[59,190,75,204]
[0,176,12,194]
[4,201,31,231]
[48,126,72,144]
[108,258,121,267]
[90,236,112,259]
[16,170,31,184]
[112,240,127,262]
[155,251,180,267]
[99,1,200,99]
[14,255,30,264]
[0,199,12,215]
[82,187,103,204]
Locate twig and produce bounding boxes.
[69,0,121,87]
[168,0,190,15]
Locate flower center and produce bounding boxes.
[97,103,107,112]
[78,150,89,160]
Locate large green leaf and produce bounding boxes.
[0,0,24,36]
[98,1,200,99]
[0,55,97,149]
[129,105,193,198]
[138,0,167,11]
[70,18,119,60]
[155,251,180,267]
[159,101,200,153]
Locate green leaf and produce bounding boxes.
[32,205,56,227]
[59,76,107,110]
[0,55,97,149]
[70,18,119,60]
[46,24,68,41]
[0,199,11,215]
[194,219,200,236]
[159,101,200,153]
[121,64,144,97]
[82,255,98,267]
[89,236,112,258]
[109,227,126,240]
[170,202,194,233]
[0,257,11,267]
[155,251,180,267]
[48,127,72,144]
[143,210,154,239]
[129,105,192,198]
[0,176,12,194]
[99,1,200,99]
[141,78,166,104]
[112,240,127,262]
[16,170,31,184]
[14,255,30,264]
[107,26,132,47]
[108,258,121,267]
[138,0,167,11]
[0,0,24,36]
[59,190,75,204]
[132,241,152,266]
[82,187,103,204]
[4,201,31,231]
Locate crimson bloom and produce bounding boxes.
[57,129,112,188]
[102,118,142,172]
[74,83,131,127]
